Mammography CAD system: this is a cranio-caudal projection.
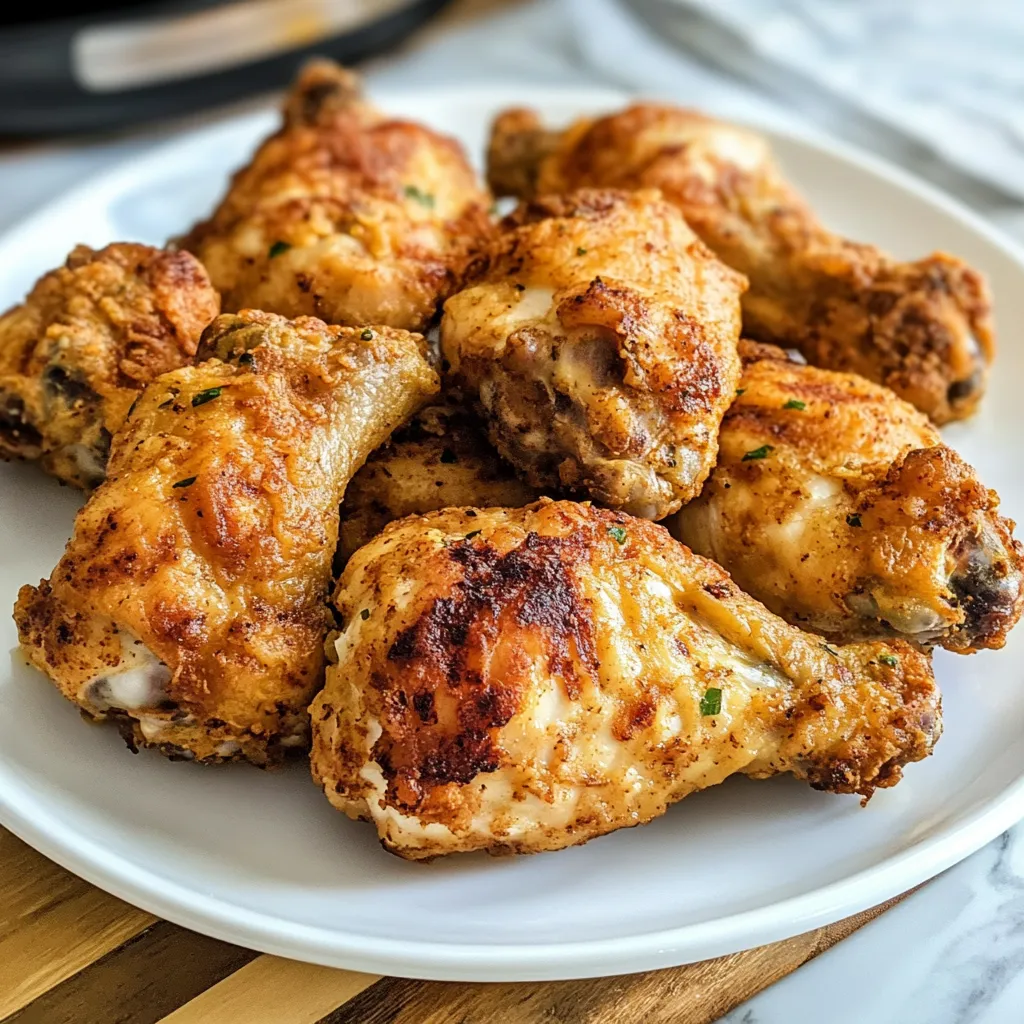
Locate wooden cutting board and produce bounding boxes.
[0,827,913,1024]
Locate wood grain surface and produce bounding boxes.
[0,1,915,1021]
[0,827,915,1024]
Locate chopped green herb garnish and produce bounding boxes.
[360,328,374,341]
[192,387,223,407]
[783,399,806,411]
[403,184,435,208]
[742,444,773,461]
[608,526,628,544]
[237,351,254,366]
[268,240,291,258]
[879,654,899,668]
[465,530,481,540]
[821,643,840,658]
[439,447,458,464]
[700,687,722,716]
[576,246,588,256]
[735,388,746,397]
[360,608,370,621]
[127,396,140,417]
[846,513,863,528]
[172,476,197,489]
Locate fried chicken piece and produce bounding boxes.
[0,243,218,488]
[440,189,746,520]
[180,60,492,332]
[311,500,940,860]
[14,311,438,764]
[338,394,541,564]
[488,105,993,424]
[672,343,1023,651]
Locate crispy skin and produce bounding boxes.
[180,60,492,332]
[673,344,1023,651]
[14,311,438,764]
[0,243,218,488]
[338,394,541,563]
[440,189,746,520]
[488,105,994,424]
[311,499,940,859]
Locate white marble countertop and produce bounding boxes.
[1,3,1021,1021]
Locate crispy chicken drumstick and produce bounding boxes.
[673,343,1023,651]
[441,189,747,520]
[488,104,993,424]
[182,60,492,332]
[15,311,438,764]
[312,500,940,859]
[0,243,218,488]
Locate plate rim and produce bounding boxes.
[2,82,1024,982]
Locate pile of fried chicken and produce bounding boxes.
[6,62,1022,861]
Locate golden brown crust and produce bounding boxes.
[180,60,493,332]
[673,351,1023,650]
[311,499,940,859]
[0,243,219,488]
[15,310,438,764]
[337,393,542,563]
[487,104,994,424]
[441,189,746,520]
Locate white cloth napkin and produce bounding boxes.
[566,0,1024,206]
[635,0,1024,201]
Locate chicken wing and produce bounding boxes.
[14,311,438,764]
[0,243,218,488]
[488,105,993,424]
[338,394,541,564]
[311,499,940,859]
[673,343,1023,651]
[440,189,746,520]
[180,60,492,332]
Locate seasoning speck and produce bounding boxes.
[192,387,223,408]
[700,687,722,716]
[268,240,291,258]
[172,476,197,489]
[742,444,773,461]
[403,184,435,208]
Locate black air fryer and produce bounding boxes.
[0,0,453,134]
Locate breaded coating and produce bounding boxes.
[311,500,941,860]
[440,189,746,520]
[0,243,218,488]
[488,105,994,424]
[338,394,541,564]
[673,343,1023,651]
[180,60,492,332]
[14,311,438,765]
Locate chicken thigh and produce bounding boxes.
[338,394,541,564]
[15,311,438,764]
[0,243,218,488]
[673,343,1023,651]
[440,189,746,520]
[181,60,492,332]
[311,500,940,859]
[488,105,993,424]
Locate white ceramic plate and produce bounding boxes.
[2,86,1024,983]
